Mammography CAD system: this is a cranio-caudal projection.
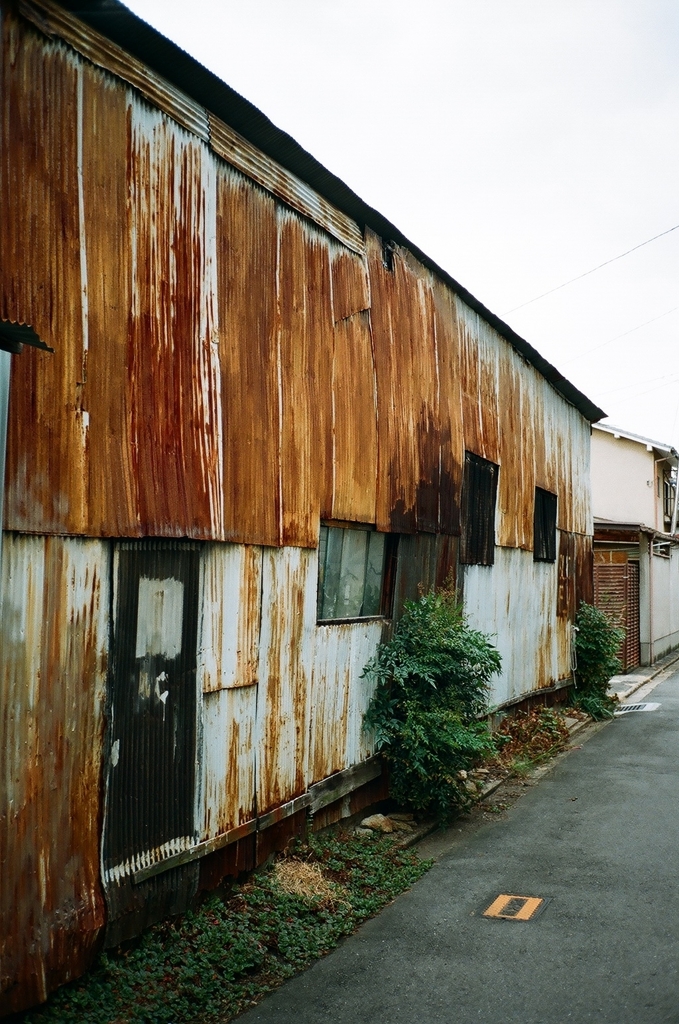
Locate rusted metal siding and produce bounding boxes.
[256,547,316,814]
[19,0,210,141]
[366,230,441,535]
[0,534,108,1015]
[326,245,377,523]
[1,21,87,534]
[198,544,262,692]
[463,546,563,705]
[80,62,138,536]
[2,10,592,552]
[308,620,383,785]
[209,114,363,255]
[216,166,280,546]
[201,686,257,841]
[277,213,332,548]
[127,101,223,538]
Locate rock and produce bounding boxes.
[389,812,415,821]
[355,827,374,836]
[390,820,414,832]
[457,770,468,780]
[360,813,394,833]
[464,780,479,795]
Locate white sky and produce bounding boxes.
[125,0,679,446]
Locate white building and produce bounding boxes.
[591,423,679,668]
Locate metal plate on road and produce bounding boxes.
[481,894,548,921]
[615,702,661,715]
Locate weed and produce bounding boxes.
[18,831,430,1024]
[490,706,570,777]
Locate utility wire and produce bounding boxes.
[562,305,679,365]
[603,375,679,402]
[505,223,679,314]
[595,371,679,399]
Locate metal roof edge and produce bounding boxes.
[52,0,604,423]
[593,422,678,456]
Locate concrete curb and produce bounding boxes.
[398,669,679,854]
[610,650,679,703]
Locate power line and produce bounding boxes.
[562,305,679,365]
[602,375,679,403]
[595,371,679,399]
[504,223,679,314]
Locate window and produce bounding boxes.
[534,487,557,562]
[317,524,397,622]
[460,451,498,566]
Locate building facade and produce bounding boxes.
[591,423,679,670]
[0,0,602,1013]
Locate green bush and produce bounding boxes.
[572,601,625,719]
[363,585,501,820]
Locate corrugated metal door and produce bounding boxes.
[593,561,640,672]
[103,541,200,882]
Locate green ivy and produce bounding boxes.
[571,601,625,719]
[363,585,501,820]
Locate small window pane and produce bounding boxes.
[319,526,344,619]
[363,532,386,615]
[317,525,390,621]
[336,529,368,618]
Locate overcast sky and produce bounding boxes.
[125,0,679,446]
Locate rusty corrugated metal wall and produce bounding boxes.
[0,3,595,1013]
[2,7,591,551]
[0,535,109,1014]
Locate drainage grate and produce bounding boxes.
[614,702,661,715]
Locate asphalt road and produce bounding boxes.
[238,669,679,1024]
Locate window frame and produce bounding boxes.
[533,486,558,562]
[316,521,398,624]
[460,451,499,566]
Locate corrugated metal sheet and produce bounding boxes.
[1,19,87,534]
[2,9,593,551]
[209,114,363,255]
[0,534,109,1014]
[256,547,316,814]
[20,0,364,255]
[277,212,332,548]
[201,686,257,841]
[216,165,281,546]
[308,621,383,785]
[127,102,224,538]
[20,0,210,141]
[198,543,262,692]
[366,229,441,535]
[463,545,563,706]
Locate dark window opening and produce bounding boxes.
[460,451,498,566]
[317,523,398,621]
[534,487,557,562]
[381,238,396,271]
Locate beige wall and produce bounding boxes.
[591,428,658,527]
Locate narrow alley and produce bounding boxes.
[240,667,679,1024]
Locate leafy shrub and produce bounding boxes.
[363,585,501,820]
[571,601,625,719]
